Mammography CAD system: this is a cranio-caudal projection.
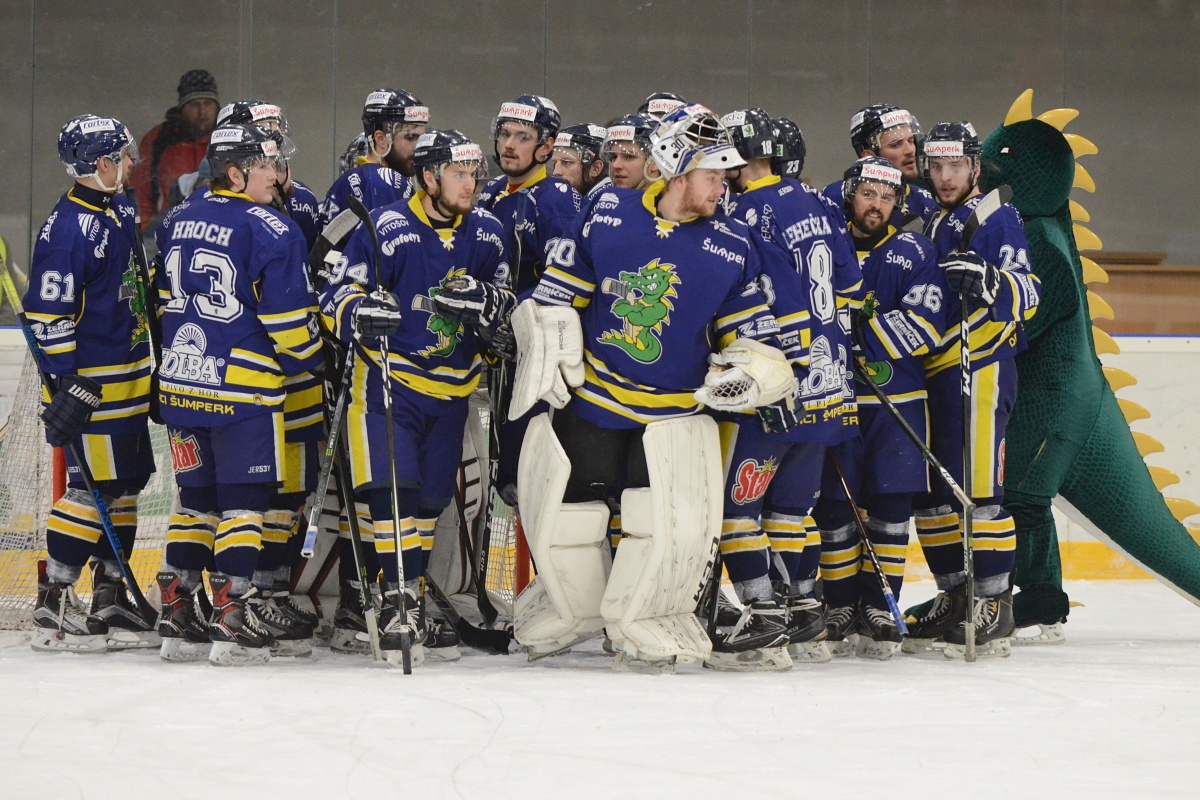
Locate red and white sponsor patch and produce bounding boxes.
[997,438,1006,486]
[879,109,912,128]
[606,125,636,141]
[260,140,279,157]
[170,433,203,473]
[732,458,779,505]
[450,143,483,162]
[924,140,964,157]
[405,106,430,123]
[554,132,573,148]
[648,98,685,115]
[500,102,538,122]
[860,162,902,185]
[250,104,282,121]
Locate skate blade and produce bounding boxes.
[106,629,162,651]
[425,645,461,663]
[944,637,1013,660]
[788,641,831,663]
[269,638,314,658]
[900,637,945,658]
[30,628,107,654]
[612,651,676,674]
[384,643,425,670]
[704,646,793,672]
[330,628,372,655]
[1013,622,1066,646]
[524,642,576,662]
[208,641,271,666]
[159,638,211,662]
[829,633,860,658]
[856,638,899,661]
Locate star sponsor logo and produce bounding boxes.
[732,457,778,505]
[169,431,203,472]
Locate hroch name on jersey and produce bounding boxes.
[160,347,223,385]
[171,220,234,247]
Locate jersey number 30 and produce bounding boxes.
[162,247,243,322]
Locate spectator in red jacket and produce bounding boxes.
[130,69,220,228]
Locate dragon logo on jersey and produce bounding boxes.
[117,255,150,349]
[597,259,679,363]
[414,267,465,357]
[852,293,892,387]
[732,457,778,505]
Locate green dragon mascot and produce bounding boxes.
[979,89,1200,636]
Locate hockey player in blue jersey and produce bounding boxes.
[552,123,611,198]
[24,115,159,654]
[153,124,323,665]
[721,108,863,665]
[320,88,428,232]
[212,100,322,648]
[503,103,796,670]
[602,113,661,191]
[320,130,510,667]
[770,117,806,180]
[811,157,948,659]
[823,105,939,229]
[476,95,581,505]
[904,122,1041,658]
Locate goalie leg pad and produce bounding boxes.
[513,415,612,657]
[509,300,585,420]
[601,416,723,663]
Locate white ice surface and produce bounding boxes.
[2,580,1199,800]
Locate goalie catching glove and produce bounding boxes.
[431,275,517,330]
[693,338,798,413]
[42,373,103,447]
[353,291,402,340]
[508,299,585,419]
[941,251,1000,306]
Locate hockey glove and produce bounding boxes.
[432,276,517,330]
[353,291,402,340]
[42,374,103,447]
[941,251,1001,307]
[488,318,518,362]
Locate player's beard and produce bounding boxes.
[854,207,888,236]
[936,182,973,209]
[679,178,720,218]
[384,148,413,177]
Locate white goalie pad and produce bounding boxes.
[601,415,723,663]
[509,299,585,419]
[513,414,612,657]
[694,338,797,412]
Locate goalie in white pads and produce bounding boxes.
[508,104,794,670]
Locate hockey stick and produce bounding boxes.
[300,342,357,558]
[346,195,412,673]
[333,430,383,661]
[829,455,908,634]
[309,207,362,290]
[0,243,157,624]
[425,573,511,655]
[953,184,1011,663]
[122,189,161,374]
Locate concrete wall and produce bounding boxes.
[1,0,1198,278]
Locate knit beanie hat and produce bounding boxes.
[177,69,219,108]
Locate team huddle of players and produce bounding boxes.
[24,87,1039,671]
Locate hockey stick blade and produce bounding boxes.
[959,185,1012,253]
[426,577,511,655]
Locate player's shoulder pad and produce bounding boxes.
[537,176,582,208]
[289,179,318,202]
[469,208,508,250]
[375,203,414,240]
[705,215,751,249]
[889,230,936,264]
[244,202,300,241]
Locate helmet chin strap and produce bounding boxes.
[428,174,457,220]
[93,155,123,193]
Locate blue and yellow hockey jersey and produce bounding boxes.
[478,165,581,295]
[823,179,939,230]
[533,181,780,430]
[153,189,322,427]
[320,163,411,232]
[25,184,153,434]
[922,194,1041,377]
[729,175,863,443]
[320,192,508,414]
[854,227,947,405]
[286,179,321,253]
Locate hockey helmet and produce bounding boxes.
[770,117,806,179]
[206,124,287,177]
[217,100,296,157]
[58,114,137,179]
[601,114,656,159]
[491,95,561,142]
[554,123,608,166]
[361,88,429,136]
[649,103,745,180]
[721,108,776,162]
[638,91,687,121]
[920,121,982,178]
[841,155,904,205]
[413,129,487,190]
[850,104,920,156]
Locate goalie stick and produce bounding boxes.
[0,238,157,625]
[952,183,1011,663]
[346,195,413,673]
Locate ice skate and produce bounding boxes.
[207,575,274,666]
[156,571,211,663]
[423,595,461,663]
[268,580,320,630]
[1013,621,1066,646]
[944,591,1015,659]
[380,588,425,669]
[823,604,860,658]
[612,651,678,674]
[857,605,902,661]
[901,585,967,655]
[88,561,160,650]
[31,580,108,654]
[705,600,792,672]
[331,582,373,655]
[251,591,314,658]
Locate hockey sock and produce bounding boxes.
[795,516,822,597]
[213,510,265,593]
[338,501,378,584]
[165,508,219,592]
[45,488,108,584]
[90,493,139,581]
[254,508,296,590]
[368,488,420,590]
[818,522,861,608]
[720,517,772,602]
[970,502,1016,597]
[914,504,965,590]
[415,511,441,580]
[763,511,806,589]
[859,493,911,607]
[608,512,623,557]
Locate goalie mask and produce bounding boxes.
[58,114,138,191]
[770,117,806,179]
[649,104,745,180]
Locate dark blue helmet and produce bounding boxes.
[601,113,656,159]
[361,88,429,136]
[721,108,776,162]
[206,124,287,176]
[637,91,687,121]
[920,120,982,179]
[554,123,608,165]
[216,100,295,157]
[850,104,920,156]
[413,129,487,190]
[841,155,904,205]
[491,95,561,142]
[770,117,806,178]
[58,114,137,179]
